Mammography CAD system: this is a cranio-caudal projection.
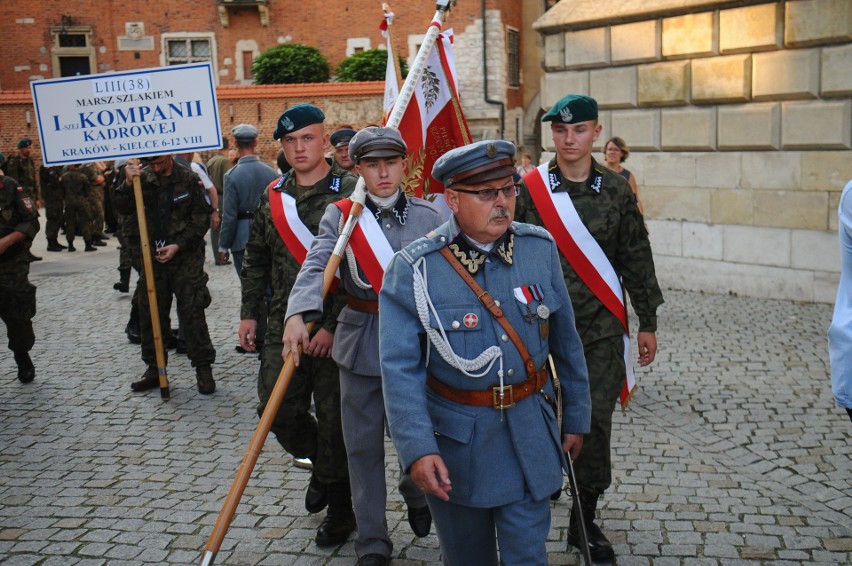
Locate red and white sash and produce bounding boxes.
[524,164,636,407]
[334,199,395,294]
[269,188,314,266]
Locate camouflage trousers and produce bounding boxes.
[571,334,626,496]
[64,193,95,243]
[88,184,105,236]
[42,186,65,241]
[134,248,215,369]
[0,255,36,354]
[257,334,349,485]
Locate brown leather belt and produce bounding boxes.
[347,296,379,314]
[426,367,548,410]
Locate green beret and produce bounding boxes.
[432,140,516,187]
[17,137,32,149]
[542,94,598,124]
[273,103,325,140]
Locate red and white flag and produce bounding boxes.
[384,30,471,217]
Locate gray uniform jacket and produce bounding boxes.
[219,154,278,252]
[286,192,443,376]
[379,217,591,507]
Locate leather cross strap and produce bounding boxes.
[438,246,538,378]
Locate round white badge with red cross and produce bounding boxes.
[463,313,479,328]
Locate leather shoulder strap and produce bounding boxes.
[438,246,537,378]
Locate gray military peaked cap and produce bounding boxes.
[432,140,517,187]
[348,127,407,163]
[231,123,259,142]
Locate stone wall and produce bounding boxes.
[536,0,852,302]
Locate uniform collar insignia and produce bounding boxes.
[447,228,514,274]
[365,191,409,225]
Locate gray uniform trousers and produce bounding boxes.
[285,193,442,558]
[339,369,425,557]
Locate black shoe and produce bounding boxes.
[14,352,34,383]
[407,504,432,537]
[47,239,66,252]
[84,244,97,252]
[196,365,215,394]
[315,510,355,547]
[96,234,110,241]
[167,331,178,350]
[91,240,107,247]
[67,243,76,252]
[305,473,328,513]
[356,554,389,566]
[113,280,129,293]
[131,366,160,391]
[125,322,141,344]
[27,252,42,262]
[176,340,187,354]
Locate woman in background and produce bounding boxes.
[603,136,643,214]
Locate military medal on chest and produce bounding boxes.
[514,284,550,338]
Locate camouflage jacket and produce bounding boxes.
[0,175,39,262]
[516,157,663,344]
[39,165,63,196]
[240,160,357,335]
[113,161,212,255]
[4,154,38,199]
[59,165,99,200]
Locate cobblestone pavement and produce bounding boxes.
[0,237,850,565]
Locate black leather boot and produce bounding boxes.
[567,490,614,562]
[196,365,215,394]
[131,366,159,391]
[47,238,66,252]
[14,352,35,383]
[113,268,130,292]
[314,481,355,547]
[66,239,76,252]
[125,302,141,344]
[305,471,328,513]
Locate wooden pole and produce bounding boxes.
[131,164,169,400]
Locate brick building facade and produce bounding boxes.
[1,1,539,148]
[536,0,852,302]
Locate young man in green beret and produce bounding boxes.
[239,103,357,547]
[515,94,664,563]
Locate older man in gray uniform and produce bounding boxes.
[283,127,441,566]
[379,140,591,565]
[219,123,279,276]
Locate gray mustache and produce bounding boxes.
[488,208,511,222]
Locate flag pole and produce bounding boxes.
[382,3,403,92]
[199,3,457,564]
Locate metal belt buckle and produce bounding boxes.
[492,385,515,409]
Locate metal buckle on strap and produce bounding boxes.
[492,385,515,409]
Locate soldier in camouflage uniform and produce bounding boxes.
[0,174,39,383]
[39,164,66,251]
[5,138,41,262]
[239,104,356,547]
[114,155,217,395]
[515,94,664,564]
[60,163,99,252]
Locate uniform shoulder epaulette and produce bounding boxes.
[512,221,554,242]
[270,173,288,191]
[397,231,445,264]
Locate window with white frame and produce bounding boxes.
[346,37,371,57]
[164,36,213,65]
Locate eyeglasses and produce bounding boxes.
[451,183,520,202]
